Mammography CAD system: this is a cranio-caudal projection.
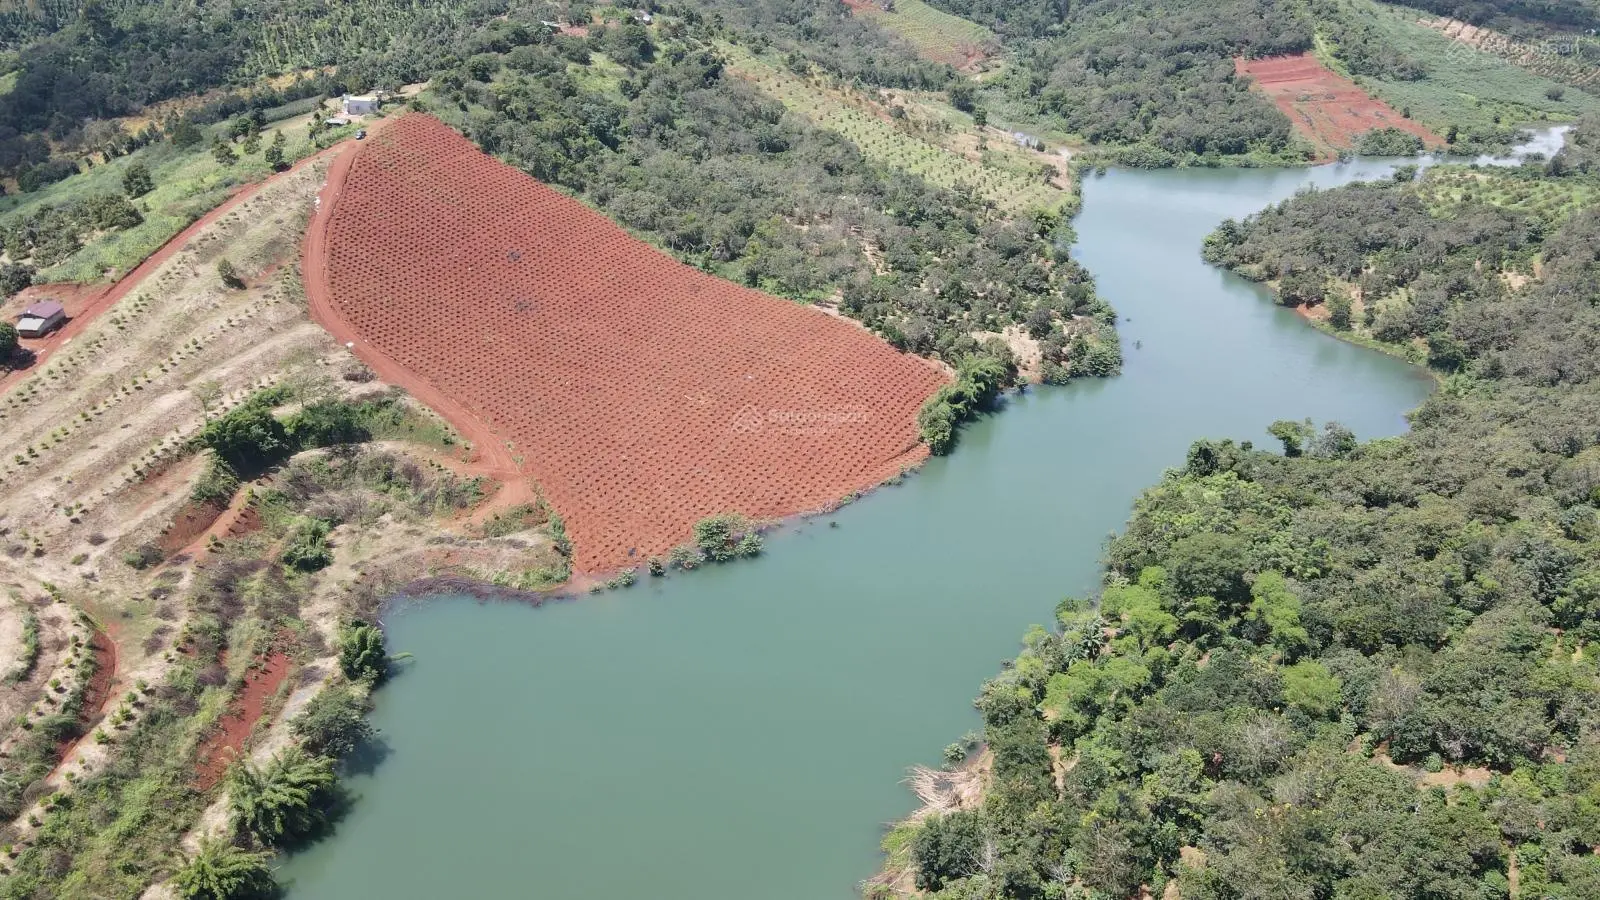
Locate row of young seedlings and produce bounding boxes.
[0,229,287,428]
[119,377,284,488]
[0,276,292,488]
[742,57,1050,210]
[5,621,156,863]
[0,196,294,499]
[0,598,93,848]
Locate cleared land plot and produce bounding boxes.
[307,114,947,573]
[1238,53,1443,156]
[0,159,340,579]
[843,0,998,71]
[722,46,1067,213]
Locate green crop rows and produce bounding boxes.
[1417,166,1600,225]
[848,0,996,68]
[721,45,1066,214]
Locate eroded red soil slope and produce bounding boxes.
[305,114,946,572]
[1238,53,1442,158]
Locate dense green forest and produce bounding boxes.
[1203,116,1600,365]
[888,127,1600,899]
[938,0,1312,166]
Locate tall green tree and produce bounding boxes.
[337,620,388,683]
[122,161,154,198]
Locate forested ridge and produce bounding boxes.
[1,0,1595,186]
[934,0,1313,166]
[920,0,1600,163]
[885,126,1600,897]
[1203,116,1600,369]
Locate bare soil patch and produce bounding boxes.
[158,498,231,557]
[1237,53,1443,158]
[193,648,291,791]
[304,113,947,572]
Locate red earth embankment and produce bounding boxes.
[303,113,947,573]
[1237,53,1443,158]
[193,649,291,790]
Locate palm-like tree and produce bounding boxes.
[338,621,387,682]
[174,837,275,900]
[227,746,337,846]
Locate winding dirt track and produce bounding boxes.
[302,113,947,573]
[1,141,352,395]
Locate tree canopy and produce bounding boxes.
[898,151,1600,898]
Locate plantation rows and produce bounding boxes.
[320,115,947,572]
[1417,169,1600,223]
[721,45,1066,214]
[844,0,998,70]
[1420,17,1600,89]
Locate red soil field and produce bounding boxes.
[1237,53,1442,158]
[159,497,230,557]
[304,114,947,573]
[193,649,290,790]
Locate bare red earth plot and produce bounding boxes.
[304,113,947,573]
[1237,53,1443,158]
[193,649,291,790]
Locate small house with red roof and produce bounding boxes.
[15,299,65,337]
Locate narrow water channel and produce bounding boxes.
[280,158,1438,898]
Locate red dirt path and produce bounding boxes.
[0,139,354,395]
[303,113,947,573]
[1237,53,1443,158]
[193,649,290,790]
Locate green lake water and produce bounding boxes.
[280,160,1437,898]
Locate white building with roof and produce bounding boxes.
[342,94,380,116]
[16,299,65,337]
